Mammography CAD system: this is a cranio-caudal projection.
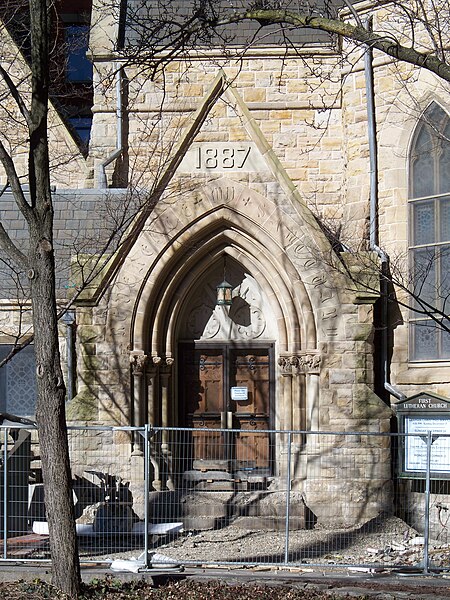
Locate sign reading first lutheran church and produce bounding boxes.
[395,392,450,478]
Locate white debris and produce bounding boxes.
[33,521,94,536]
[110,558,143,573]
[391,542,407,551]
[148,552,181,568]
[110,551,181,572]
[33,520,183,537]
[132,521,183,535]
[409,536,425,546]
[348,566,387,574]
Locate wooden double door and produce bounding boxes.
[179,344,273,472]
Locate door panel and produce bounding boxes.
[232,351,271,469]
[182,350,225,463]
[186,352,223,416]
[233,353,270,416]
[235,420,270,470]
[180,345,272,472]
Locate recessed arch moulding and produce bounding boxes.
[88,171,391,526]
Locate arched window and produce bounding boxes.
[409,103,450,361]
[0,345,36,417]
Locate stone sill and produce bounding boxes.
[396,361,450,385]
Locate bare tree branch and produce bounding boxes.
[212,10,450,83]
[0,137,34,222]
[117,4,450,83]
[0,221,28,269]
[0,63,31,127]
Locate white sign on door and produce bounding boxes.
[231,387,248,401]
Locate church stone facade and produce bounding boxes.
[1,1,449,527]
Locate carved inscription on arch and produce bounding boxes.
[272,217,340,340]
[210,186,236,205]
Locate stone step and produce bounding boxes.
[178,491,308,531]
[192,459,230,471]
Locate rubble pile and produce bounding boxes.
[359,537,450,569]
[87,514,450,573]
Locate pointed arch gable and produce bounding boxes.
[123,176,346,361]
[84,69,341,304]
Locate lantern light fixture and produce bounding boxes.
[216,257,233,306]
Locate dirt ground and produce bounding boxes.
[2,573,450,600]
[2,556,450,600]
[79,514,449,572]
[0,576,426,600]
[3,514,450,598]
[0,578,371,600]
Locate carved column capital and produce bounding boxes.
[278,355,296,375]
[278,353,321,375]
[298,353,321,373]
[129,351,148,376]
[160,356,175,375]
[149,355,174,373]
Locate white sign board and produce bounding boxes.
[404,417,450,474]
[231,387,248,401]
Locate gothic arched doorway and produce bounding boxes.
[176,257,277,476]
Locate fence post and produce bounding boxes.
[284,432,292,565]
[2,428,7,559]
[144,424,150,569]
[423,430,432,575]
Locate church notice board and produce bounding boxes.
[394,392,450,479]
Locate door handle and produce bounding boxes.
[221,411,234,428]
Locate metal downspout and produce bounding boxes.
[97,64,123,188]
[364,23,406,402]
[61,311,76,401]
[342,0,406,401]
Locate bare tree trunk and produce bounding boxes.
[31,249,80,597]
[27,0,80,596]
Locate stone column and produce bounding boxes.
[130,351,147,455]
[298,354,321,432]
[147,358,161,490]
[278,353,321,486]
[161,358,174,490]
[299,354,321,485]
[277,356,293,431]
[277,356,294,482]
[306,373,319,430]
[148,357,162,425]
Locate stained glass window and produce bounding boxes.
[410,103,450,360]
[0,346,36,417]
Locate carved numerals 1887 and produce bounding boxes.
[196,146,251,169]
